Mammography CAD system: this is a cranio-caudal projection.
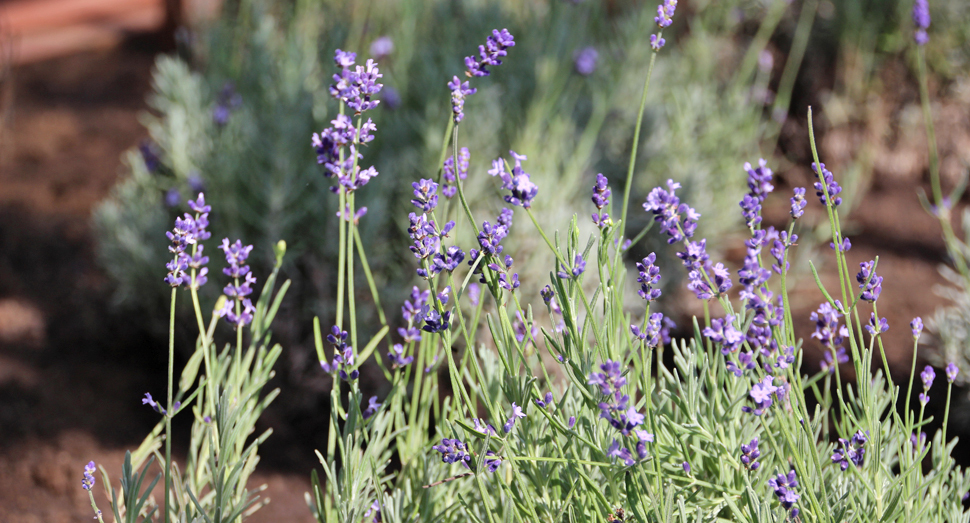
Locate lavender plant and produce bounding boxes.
[81,2,970,522]
[93,0,793,352]
[304,7,970,523]
[84,192,290,523]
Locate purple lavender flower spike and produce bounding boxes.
[832,431,867,471]
[442,147,470,197]
[574,46,598,76]
[682,462,691,473]
[947,362,959,383]
[919,366,935,405]
[588,360,626,396]
[568,416,576,428]
[432,438,472,469]
[636,253,662,301]
[370,37,394,59]
[362,396,381,419]
[536,391,554,408]
[540,285,555,304]
[491,151,538,208]
[142,392,166,415]
[703,316,744,355]
[411,179,439,213]
[767,469,801,518]
[912,0,930,45]
[82,461,96,491]
[503,402,527,433]
[334,49,356,68]
[422,308,451,334]
[790,187,807,218]
[865,313,889,335]
[631,430,653,460]
[830,237,851,252]
[649,34,666,51]
[448,76,477,123]
[811,162,843,207]
[921,365,936,391]
[388,343,414,368]
[591,173,612,227]
[484,451,503,473]
[742,376,778,416]
[464,29,515,78]
[654,0,677,27]
[856,260,883,303]
[740,159,774,228]
[740,439,761,470]
[607,440,636,466]
[911,317,923,338]
[329,51,383,114]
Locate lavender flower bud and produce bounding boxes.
[912,0,930,45]
[740,439,761,470]
[464,29,515,78]
[790,187,807,218]
[574,46,598,76]
[811,162,843,207]
[911,317,923,338]
[432,438,472,469]
[503,402,526,433]
[856,261,883,303]
[82,461,96,491]
[947,362,959,383]
[362,396,381,419]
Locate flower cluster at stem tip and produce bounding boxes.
[312,50,383,197]
[217,238,257,329]
[588,361,654,465]
[164,193,211,289]
[448,29,515,123]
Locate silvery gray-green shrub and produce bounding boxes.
[93,0,790,348]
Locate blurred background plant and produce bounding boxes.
[90,0,970,458]
[92,0,791,428]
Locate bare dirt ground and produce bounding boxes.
[0,31,967,522]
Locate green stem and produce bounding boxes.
[619,49,659,238]
[354,227,387,326]
[164,288,176,523]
